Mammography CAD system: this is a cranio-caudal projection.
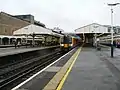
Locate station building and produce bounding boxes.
[0,12,30,35]
[104,25,120,34]
[13,24,63,46]
[0,12,46,45]
[0,12,45,36]
[74,23,110,45]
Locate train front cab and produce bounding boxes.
[60,35,80,52]
[60,35,71,52]
[60,45,71,52]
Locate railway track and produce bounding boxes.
[0,51,59,79]
[0,50,64,90]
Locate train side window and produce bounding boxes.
[68,37,72,44]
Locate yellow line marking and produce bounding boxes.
[43,44,84,90]
[56,46,82,90]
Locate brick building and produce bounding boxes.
[0,12,30,35]
[0,12,45,35]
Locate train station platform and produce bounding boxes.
[0,46,59,57]
[61,47,119,90]
[44,46,120,90]
[11,45,120,90]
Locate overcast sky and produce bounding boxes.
[0,0,120,32]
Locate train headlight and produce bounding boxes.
[70,44,73,46]
[60,44,64,46]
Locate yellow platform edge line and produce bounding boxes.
[56,46,82,90]
[43,44,83,90]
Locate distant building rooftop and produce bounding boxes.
[14,14,45,27]
[34,20,45,27]
[0,12,45,27]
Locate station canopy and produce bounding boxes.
[13,24,63,37]
[74,23,110,34]
[0,35,22,39]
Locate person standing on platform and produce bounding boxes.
[14,40,17,49]
[17,41,20,48]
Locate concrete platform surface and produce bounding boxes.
[98,46,120,73]
[62,47,120,90]
[0,46,59,57]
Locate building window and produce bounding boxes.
[118,28,120,33]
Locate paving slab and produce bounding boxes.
[62,47,119,90]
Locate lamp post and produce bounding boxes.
[83,29,85,43]
[108,3,120,58]
[93,25,99,48]
[24,28,28,45]
[32,32,35,47]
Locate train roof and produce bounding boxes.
[63,33,81,39]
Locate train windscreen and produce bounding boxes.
[61,36,72,44]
